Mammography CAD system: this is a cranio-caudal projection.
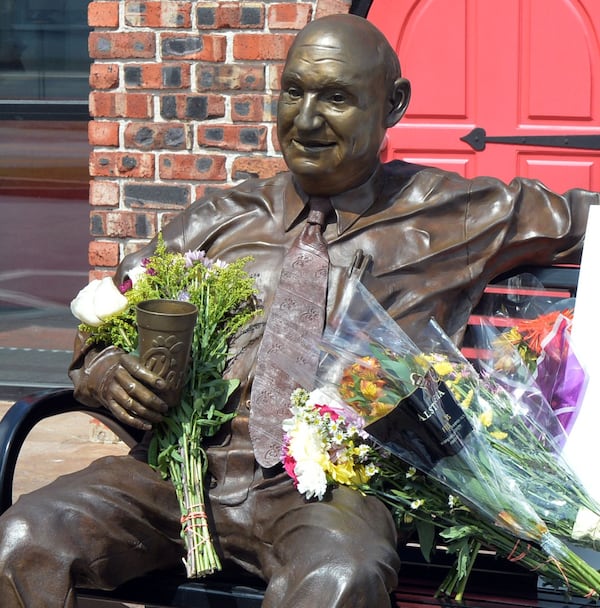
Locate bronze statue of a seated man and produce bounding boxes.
[0,13,597,608]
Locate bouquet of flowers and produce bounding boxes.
[281,278,600,600]
[416,318,600,548]
[465,272,586,436]
[71,235,259,577]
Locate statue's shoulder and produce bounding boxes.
[226,170,291,195]
[382,160,511,195]
[383,159,470,184]
[381,160,472,199]
[184,171,292,217]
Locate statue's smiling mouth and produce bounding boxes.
[293,139,335,153]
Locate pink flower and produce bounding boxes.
[306,388,366,433]
[140,258,156,275]
[282,451,298,485]
[315,403,340,421]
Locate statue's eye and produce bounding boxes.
[287,86,302,100]
[328,92,347,104]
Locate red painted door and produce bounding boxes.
[368,0,600,193]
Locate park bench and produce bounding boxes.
[0,264,591,608]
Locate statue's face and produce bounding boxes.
[277,30,388,196]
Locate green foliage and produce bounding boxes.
[369,449,600,600]
[80,233,261,577]
[80,236,197,352]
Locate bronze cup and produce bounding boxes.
[136,299,198,408]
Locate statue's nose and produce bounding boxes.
[294,93,322,131]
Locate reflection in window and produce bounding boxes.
[0,0,91,394]
[0,0,90,101]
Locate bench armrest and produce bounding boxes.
[0,389,144,514]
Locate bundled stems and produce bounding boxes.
[436,538,481,601]
[176,435,220,576]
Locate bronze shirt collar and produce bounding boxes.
[283,165,384,236]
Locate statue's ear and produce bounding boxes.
[385,77,411,128]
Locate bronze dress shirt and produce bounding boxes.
[70,159,597,441]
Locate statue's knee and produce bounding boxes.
[266,558,394,608]
[0,511,37,563]
[337,553,392,586]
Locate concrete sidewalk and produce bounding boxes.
[0,305,128,499]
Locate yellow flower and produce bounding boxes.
[461,388,474,409]
[502,327,524,347]
[479,409,494,428]
[431,359,454,378]
[352,465,372,485]
[414,354,430,368]
[494,354,518,374]
[360,379,383,401]
[326,459,356,485]
[368,401,396,420]
[490,430,508,440]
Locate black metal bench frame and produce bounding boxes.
[0,265,591,607]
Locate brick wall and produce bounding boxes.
[86,0,353,279]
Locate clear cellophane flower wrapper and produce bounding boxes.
[466,271,587,439]
[449,313,600,553]
[315,277,600,597]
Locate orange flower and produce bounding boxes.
[339,376,357,400]
[360,356,382,371]
[515,309,573,355]
[340,356,387,401]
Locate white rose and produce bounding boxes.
[70,277,128,327]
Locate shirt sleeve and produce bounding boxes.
[464,175,598,281]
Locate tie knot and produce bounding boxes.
[307,197,331,228]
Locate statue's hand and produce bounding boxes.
[102,353,168,430]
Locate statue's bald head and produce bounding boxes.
[287,14,402,102]
[277,14,410,195]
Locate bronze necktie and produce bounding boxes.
[250,197,331,468]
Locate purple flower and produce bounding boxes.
[184,250,207,268]
[139,258,156,276]
[118,279,133,294]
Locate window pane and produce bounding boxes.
[0,0,90,101]
[0,0,91,395]
[0,120,90,395]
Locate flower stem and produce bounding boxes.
[174,436,221,578]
